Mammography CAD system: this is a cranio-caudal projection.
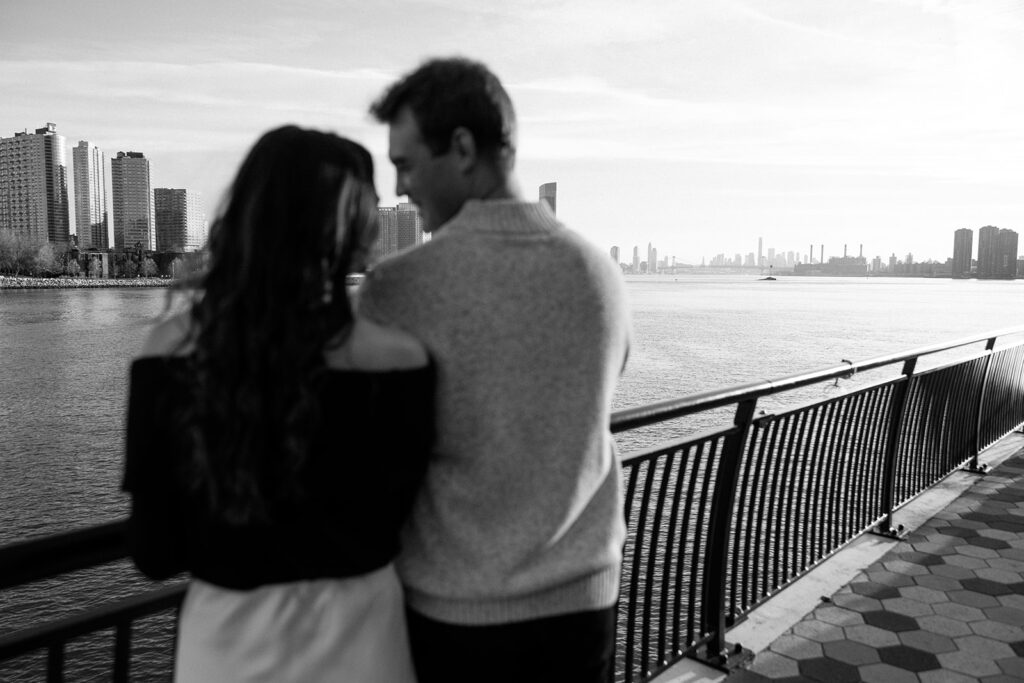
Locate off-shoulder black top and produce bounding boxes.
[122,356,434,589]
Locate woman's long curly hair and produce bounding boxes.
[179,125,378,524]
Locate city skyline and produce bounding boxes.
[3,1,1023,263]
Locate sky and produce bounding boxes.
[3,0,1023,265]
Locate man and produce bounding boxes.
[361,57,630,683]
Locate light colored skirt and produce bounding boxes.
[175,564,417,683]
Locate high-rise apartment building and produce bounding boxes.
[111,151,154,250]
[73,141,108,249]
[154,188,204,252]
[632,245,639,273]
[0,123,70,244]
[952,228,973,278]
[396,202,423,252]
[977,225,1018,279]
[539,182,556,214]
[373,203,424,262]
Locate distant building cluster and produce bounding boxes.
[373,202,426,261]
[609,242,676,274]
[0,123,208,260]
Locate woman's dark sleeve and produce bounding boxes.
[122,360,187,580]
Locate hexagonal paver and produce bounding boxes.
[985,606,1024,626]
[951,634,1016,659]
[822,638,880,665]
[898,628,958,654]
[899,585,951,604]
[882,596,934,617]
[938,648,1003,676]
[949,589,1001,609]
[976,567,1023,584]
[933,564,979,580]
[999,594,1024,611]
[899,550,945,566]
[798,656,860,682]
[934,601,987,622]
[917,614,974,637]
[956,544,1001,560]
[769,633,822,659]
[944,552,991,568]
[997,656,1024,678]
[939,527,979,538]
[850,581,900,600]
[791,619,846,643]
[878,644,942,672]
[845,623,901,647]
[865,569,916,587]
[920,669,989,682]
[914,573,964,592]
[747,650,799,677]
[882,559,931,575]
[971,618,1024,642]
[968,536,1013,550]
[862,610,920,632]
[858,662,919,683]
[961,577,1015,596]
[815,605,864,627]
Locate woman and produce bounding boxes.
[123,126,432,682]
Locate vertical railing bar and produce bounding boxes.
[689,438,719,645]
[746,423,773,605]
[792,411,814,576]
[664,446,689,656]
[777,414,801,579]
[970,337,996,469]
[113,619,131,683]
[643,451,673,672]
[760,418,784,592]
[47,642,64,683]
[739,424,768,612]
[729,420,758,617]
[805,405,829,561]
[847,392,870,532]
[816,401,839,551]
[827,399,854,544]
[864,386,891,522]
[625,460,657,681]
[698,399,757,667]
[875,357,918,535]
[679,442,704,648]
[792,409,816,570]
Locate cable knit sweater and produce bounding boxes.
[359,199,630,625]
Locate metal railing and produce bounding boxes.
[1,327,1023,682]
[612,325,1024,682]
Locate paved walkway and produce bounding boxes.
[728,446,1024,683]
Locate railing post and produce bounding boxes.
[693,398,757,671]
[967,336,998,473]
[873,358,917,538]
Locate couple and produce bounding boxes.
[123,57,631,683]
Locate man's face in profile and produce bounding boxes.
[387,106,465,233]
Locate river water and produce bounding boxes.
[0,275,1022,679]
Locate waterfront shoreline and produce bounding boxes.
[0,276,174,289]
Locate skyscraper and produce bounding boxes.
[632,245,639,273]
[73,141,108,249]
[374,206,398,261]
[111,152,154,250]
[952,228,972,278]
[396,202,423,251]
[154,188,204,252]
[539,182,556,214]
[997,229,1019,279]
[0,123,70,244]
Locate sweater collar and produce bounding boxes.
[439,199,559,235]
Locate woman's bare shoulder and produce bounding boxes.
[326,317,428,371]
[138,311,194,359]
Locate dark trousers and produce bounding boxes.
[406,606,616,683]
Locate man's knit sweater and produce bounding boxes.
[359,199,630,625]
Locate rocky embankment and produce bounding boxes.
[0,276,174,289]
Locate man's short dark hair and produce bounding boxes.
[370,57,516,158]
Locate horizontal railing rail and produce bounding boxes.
[1,325,1023,682]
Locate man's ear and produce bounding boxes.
[449,127,477,173]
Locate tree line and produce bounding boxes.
[0,232,196,278]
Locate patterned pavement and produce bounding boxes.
[728,448,1024,683]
